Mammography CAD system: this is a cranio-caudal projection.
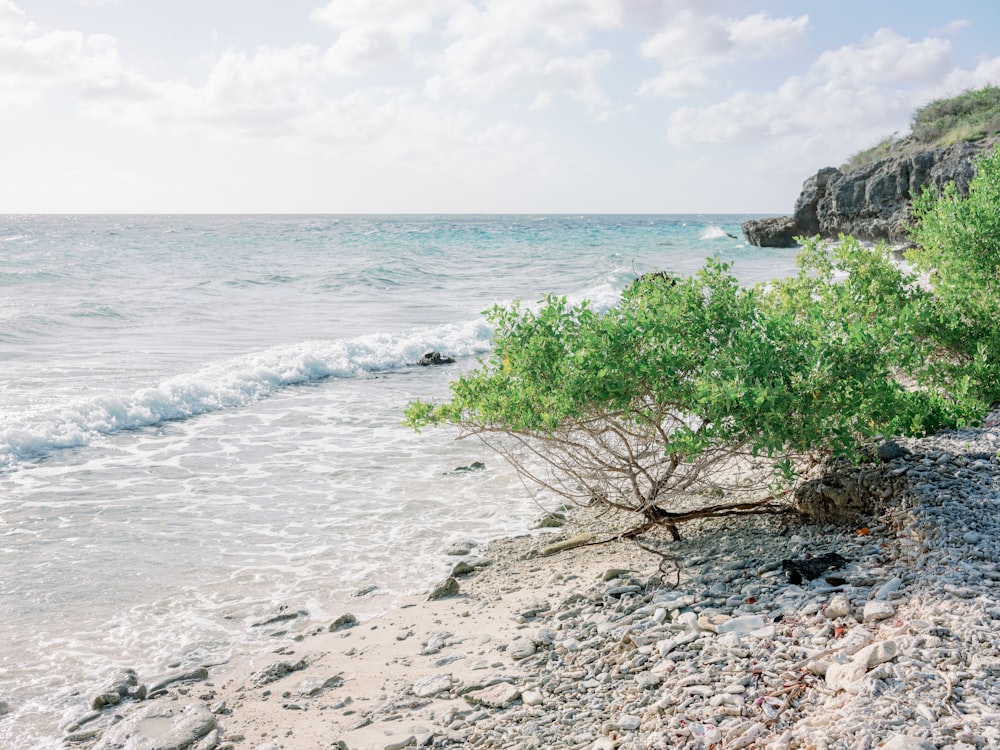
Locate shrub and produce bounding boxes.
[406,236,984,541]
[907,145,1000,403]
[911,85,1000,145]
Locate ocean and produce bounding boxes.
[0,214,800,747]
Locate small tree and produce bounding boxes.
[907,145,1000,404]
[406,241,982,541]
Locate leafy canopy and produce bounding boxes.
[406,150,1000,539]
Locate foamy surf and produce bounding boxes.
[0,318,494,469]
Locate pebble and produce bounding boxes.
[70,411,1000,750]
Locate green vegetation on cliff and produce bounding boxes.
[845,84,1000,170]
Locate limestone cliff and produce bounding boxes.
[744,138,996,247]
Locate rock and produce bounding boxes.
[92,702,215,750]
[878,441,909,461]
[330,613,358,631]
[873,577,903,600]
[781,553,848,584]
[863,600,896,622]
[450,561,476,576]
[384,736,417,750]
[464,682,520,709]
[412,674,454,698]
[420,631,454,655]
[881,736,936,750]
[427,577,460,600]
[91,668,145,710]
[521,690,544,706]
[533,513,566,529]
[298,675,343,697]
[252,660,307,687]
[147,667,209,695]
[417,351,456,366]
[616,715,642,731]
[793,166,840,235]
[507,638,537,660]
[746,138,994,245]
[825,660,868,692]
[854,639,898,669]
[741,216,800,247]
[539,532,594,556]
[825,594,852,619]
[715,615,766,634]
[251,607,307,628]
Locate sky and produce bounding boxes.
[3,1,1000,214]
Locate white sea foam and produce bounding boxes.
[0,318,493,469]
[699,225,730,240]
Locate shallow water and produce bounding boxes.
[0,214,799,746]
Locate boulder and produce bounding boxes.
[91,702,216,750]
[417,351,456,366]
[741,216,800,248]
[746,138,995,246]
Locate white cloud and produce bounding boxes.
[423,0,621,118]
[638,10,808,98]
[813,28,952,87]
[935,19,970,35]
[0,2,148,106]
[663,27,998,171]
[312,0,455,75]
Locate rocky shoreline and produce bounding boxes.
[743,138,997,247]
[53,412,1000,750]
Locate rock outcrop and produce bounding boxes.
[744,139,996,246]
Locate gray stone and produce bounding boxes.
[92,702,216,750]
[412,673,454,698]
[881,736,936,750]
[92,668,146,709]
[147,667,209,695]
[252,659,307,687]
[507,637,537,660]
[863,600,896,622]
[748,138,994,245]
[616,715,642,731]
[427,577,460,600]
[741,216,800,247]
[825,660,867,692]
[329,613,358,631]
[825,594,852,619]
[854,639,898,669]
[464,682,520,709]
[384,735,417,750]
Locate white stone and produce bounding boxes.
[616,715,642,731]
[825,660,867,692]
[508,637,537,660]
[656,638,678,657]
[92,703,215,750]
[464,682,520,709]
[964,531,983,544]
[854,639,898,669]
[521,690,544,706]
[825,594,852,619]
[412,673,453,698]
[716,615,765,634]
[873,578,903,600]
[882,735,936,750]
[863,600,895,622]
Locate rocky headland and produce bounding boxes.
[743,137,998,247]
[50,410,1000,750]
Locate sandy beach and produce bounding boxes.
[65,411,1000,750]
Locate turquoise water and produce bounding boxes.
[0,214,799,746]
